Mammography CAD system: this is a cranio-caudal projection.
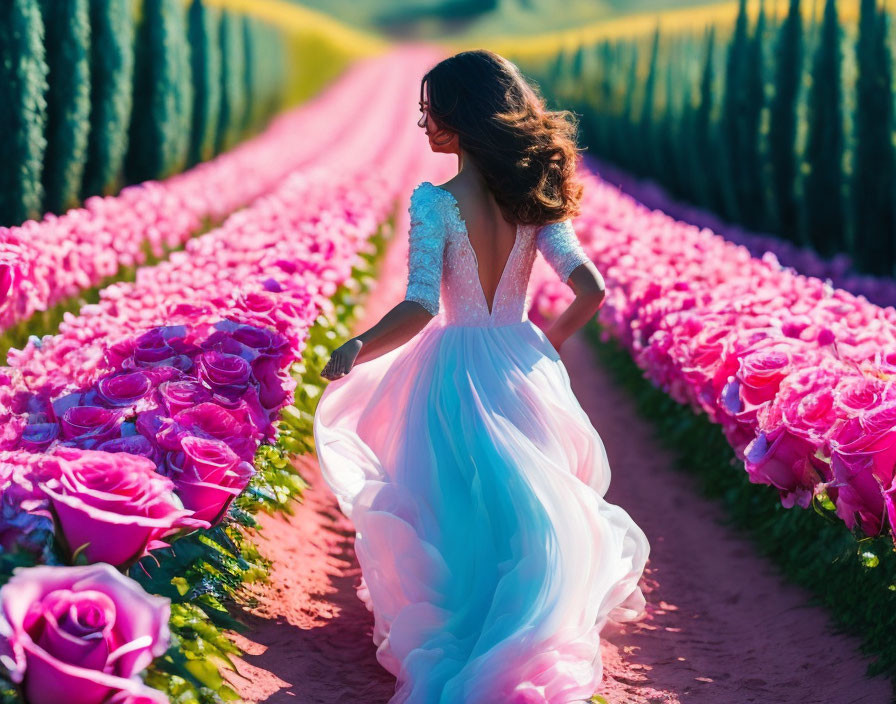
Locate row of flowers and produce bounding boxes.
[0,41,456,703]
[530,163,896,547]
[586,154,896,311]
[0,317,291,704]
[0,166,389,409]
[0,161,399,701]
[0,52,394,335]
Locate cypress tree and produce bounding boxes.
[547,46,566,89]
[82,0,135,198]
[215,10,245,155]
[639,27,661,178]
[801,0,845,256]
[720,0,750,223]
[851,0,895,275]
[594,40,614,157]
[676,35,698,203]
[741,0,767,231]
[662,36,687,198]
[242,15,268,134]
[767,0,803,241]
[0,0,48,226]
[619,44,640,171]
[125,0,192,184]
[266,25,287,117]
[169,0,192,174]
[693,26,718,211]
[187,0,221,167]
[39,0,91,215]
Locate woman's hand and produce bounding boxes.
[321,338,363,380]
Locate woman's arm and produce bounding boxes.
[543,261,605,353]
[353,300,435,362]
[320,300,433,380]
[321,184,448,381]
[535,218,605,353]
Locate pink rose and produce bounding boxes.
[158,380,211,416]
[829,404,896,535]
[160,403,260,461]
[0,257,13,301]
[38,448,209,566]
[736,344,800,408]
[169,435,255,524]
[744,428,824,509]
[0,563,169,704]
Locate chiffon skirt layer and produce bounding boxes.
[312,316,650,704]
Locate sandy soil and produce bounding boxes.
[223,234,892,704]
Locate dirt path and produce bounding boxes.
[561,332,892,704]
[224,239,892,703]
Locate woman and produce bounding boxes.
[312,49,650,704]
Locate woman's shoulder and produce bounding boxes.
[411,180,457,204]
[409,181,459,224]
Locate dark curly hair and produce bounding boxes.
[420,49,585,227]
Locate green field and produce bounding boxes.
[283,0,732,38]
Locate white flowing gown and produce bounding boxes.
[313,181,650,703]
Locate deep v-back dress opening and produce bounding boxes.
[430,183,521,318]
[312,181,650,704]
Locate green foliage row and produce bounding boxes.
[516,0,896,277]
[584,320,896,688]
[0,0,289,227]
[0,210,393,703]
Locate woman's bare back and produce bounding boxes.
[437,178,519,315]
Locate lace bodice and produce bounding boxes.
[404,181,591,327]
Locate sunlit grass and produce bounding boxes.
[202,0,389,106]
[454,0,862,57]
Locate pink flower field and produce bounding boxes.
[530,166,896,543]
[0,36,892,703]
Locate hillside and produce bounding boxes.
[282,0,733,38]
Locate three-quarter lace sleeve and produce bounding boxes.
[404,184,448,316]
[536,218,591,283]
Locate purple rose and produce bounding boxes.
[128,327,197,369]
[96,372,152,408]
[0,563,170,704]
[38,447,209,566]
[155,400,260,451]
[252,355,292,411]
[52,391,85,420]
[60,406,122,448]
[20,422,60,451]
[196,351,251,390]
[96,435,160,463]
[0,455,57,560]
[231,323,284,352]
[135,407,167,443]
